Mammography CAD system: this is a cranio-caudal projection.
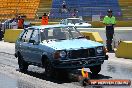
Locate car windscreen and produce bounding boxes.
[40,27,84,41]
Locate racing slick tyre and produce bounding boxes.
[18,54,29,72]
[90,65,101,75]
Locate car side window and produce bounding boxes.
[21,29,33,42]
[30,30,39,43]
[40,29,49,41]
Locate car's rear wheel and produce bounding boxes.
[18,54,28,72]
[90,65,101,75]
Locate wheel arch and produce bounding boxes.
[15,51,21,58]
[41,55,49,67]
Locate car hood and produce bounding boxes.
[42,38,103,50]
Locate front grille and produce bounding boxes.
[89,48,96,57]
[68,48,96,59]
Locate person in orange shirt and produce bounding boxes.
[18,16,24,29]
[41,13,49,25]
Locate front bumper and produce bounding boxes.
[53,55,108,69]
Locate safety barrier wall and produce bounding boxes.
[90,21,132,28]
[115,41,132,59]
[81,32,103,44]
[4,29,22,43]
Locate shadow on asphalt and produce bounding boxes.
[18,71,70,84]
[90,74,112,79]
[17,69,112,84]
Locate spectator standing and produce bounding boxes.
[61,0,68,13]
[41,13,49,25]
[18,16,24,29]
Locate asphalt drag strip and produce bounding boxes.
[0,52,131,88]
[0,53,83,88]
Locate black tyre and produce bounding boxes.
[44,59,55,77]
[90,65,101,75]
[43,59,60,78]
[18,55,28,72]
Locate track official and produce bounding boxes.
[103,9,116,52]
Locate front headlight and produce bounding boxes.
[97,47,103,54]
[60,51,67,58]
[54,51,67,60]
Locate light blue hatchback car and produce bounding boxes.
[15,24,108,76]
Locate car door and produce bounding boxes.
[27,29,42,64]
[19,29,33,61]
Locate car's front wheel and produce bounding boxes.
[43,59,55,77]
[43,59,63,78]
[18,55,28,72]
[89,65,101,75]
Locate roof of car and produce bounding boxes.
[28,24,70,29]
